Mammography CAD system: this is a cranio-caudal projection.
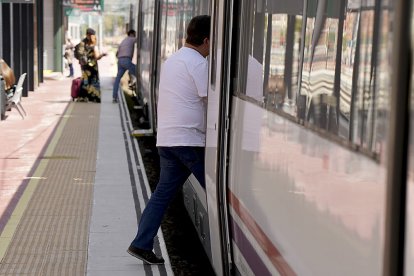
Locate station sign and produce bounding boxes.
[62,0,104,12]
[1,0,35,3]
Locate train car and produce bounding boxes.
[133,0,413,275]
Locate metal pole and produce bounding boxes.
[99,16,103,50]
[54,0,63,72]
[383,0,412,274]
[0,3,3,58]
[37,0,44,83]
[10,3,14,70]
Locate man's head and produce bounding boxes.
[185,15,211,57]
[127,30,136,37]
[86,28,96,45]
[186,15,211,46]
[86,28,96,36]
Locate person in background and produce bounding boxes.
[0,58,15,91]
[127,15,211,265]
[112,29,137,103]
[64,37,75,78]
[0,58,16,99]
[78,28,106,103]
[0,59,16,116]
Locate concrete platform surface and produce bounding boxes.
[0,57,173,276]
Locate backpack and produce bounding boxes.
[74,42,87,65]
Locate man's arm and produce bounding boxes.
[192,61,209,98]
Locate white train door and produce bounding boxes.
[205,0,235,275]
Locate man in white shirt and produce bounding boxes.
[127,15,211,265]
[112,30,136,103]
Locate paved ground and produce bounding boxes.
[0,57,173,275]
[0,75,73,240]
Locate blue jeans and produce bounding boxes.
[69,63,74,77]
[131,146,205,250]
[112,57,136,100]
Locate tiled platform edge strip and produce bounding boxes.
[118,89,173,276]
[0,102,100,275]
[86,84,173,276]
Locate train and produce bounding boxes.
[130,0,414,275]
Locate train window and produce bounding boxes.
[299,1,342,128]
[158,0,210,64]
[210,1,219,88]
[234,0,305,107]
[233,0,392,157]
[337,0,391,154]
[135,0,158,130]
[137,0,156,91]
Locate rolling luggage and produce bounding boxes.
[71,77,81,101]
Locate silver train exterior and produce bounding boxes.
[133,0,414,275]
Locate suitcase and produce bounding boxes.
[71,77,81,101]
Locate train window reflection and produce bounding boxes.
[159,0,210,64]
[265,14,303,113]
[299,2,341,130]
[234,0,305,108]
[154,0,210,129]
[234,0,392,157]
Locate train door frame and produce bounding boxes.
[205,0,238,274]
[405,0,414,271]
[150,0,161,133]
[134,0,161,134]
[383,0,412,274]
[0,3,2,59]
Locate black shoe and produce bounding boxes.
[112,98,118,103]
[127,245,164,265]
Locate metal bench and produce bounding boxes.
[7,73,27,119]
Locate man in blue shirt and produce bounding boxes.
[112,30,137,103]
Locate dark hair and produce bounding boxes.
[127,30,136,36]
[185,15,211,46]
[0,58,16,90]
[86,28,96,35]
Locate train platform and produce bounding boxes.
[0,57,173,276]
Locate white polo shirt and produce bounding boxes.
[156,47,208,147]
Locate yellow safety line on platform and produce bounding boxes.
[0,103,75,261]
